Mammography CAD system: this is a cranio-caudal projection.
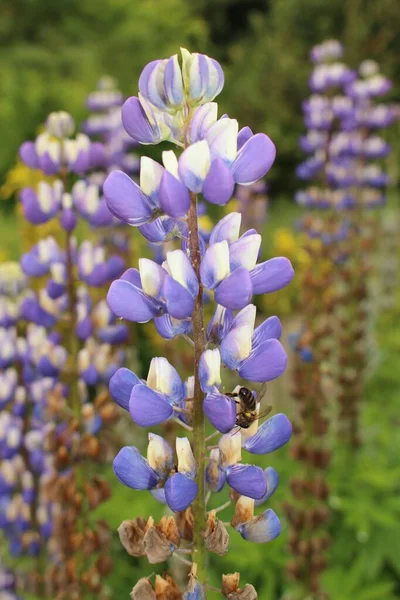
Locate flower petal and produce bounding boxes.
[204,392,237,433]
[190,103,218,143]
[164,54,184,106]
[113,446,159,490]
[220,324,253,371]
[104,170,153,225]
[252,316,282,348]
[209,212,241,245]
[147,433,174,478]
[225,464,267,499]
[121,96,163,144]
[164,473,198,512]
[199,349,221,393]
[243,414,292,454]
[129,384,173,427]
[178,140,211,193]
[109,367,141,411]
[155,315,191,340]
[166,249,199,299]
[236,509,281,543]
[250,257,294,294]
[214,267,253,310]
[107,280,162,323]
[147,357,184,403]
[239,339,287,383]
[159,171,191,218]
[139,258,167,299]
[200,241,230,290]
[229,233,261,271]
[162,276,195,320]
[231,133,276,185]
[255,467,279,506]
[202,158,235,205]
[237,126,253,151]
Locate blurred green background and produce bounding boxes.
[1,0,400,598]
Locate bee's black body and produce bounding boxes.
[227,387,258,429]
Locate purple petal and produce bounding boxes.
[214,267,253,310]
[151,488,167,504]
[231,133,276,184]
[107,280,162,323]
[159,171,190,218]
[209,212,241,245]
[243,414,292,454]
[164,55,184,106]
[200,241,230,290]
[236,509,281,543]
[205,460,226,493]
[239,339,287,383]
[204,392,236,433]
[164,473,198,512]
[252,316,282,348]
[154,315,191,340]
[229,233,261,271]
[19,142,39,169]
[162,276,194,319]
[129,384,173,427]
[20,253,49,277]
[226,464,267,499]
[104,170,153,226]
[109,367,141,411]
[190,103,218,143]
[250,257,294,294]
[120,268,142,287]
[255,467,279,506]
[139,59,167,110]
[202,157,235,205]
[237,126,253,151]
[121,96,160,144]
[113,446,159,490]
[21,188,55,224]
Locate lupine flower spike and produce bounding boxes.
[105,48,294,597]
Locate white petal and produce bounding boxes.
[140,156,164,198]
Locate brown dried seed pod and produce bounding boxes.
[176,508,194,542]
[118,518,147,557]
[130,578,156,600]
[205,511,229,556]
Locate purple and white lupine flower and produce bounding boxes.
[105,49,294,596]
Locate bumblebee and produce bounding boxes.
[227,384,271,429]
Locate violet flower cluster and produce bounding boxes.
[0,263,54,599]
[7,111,132,598]
[104,48,294,597]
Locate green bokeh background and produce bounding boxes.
[1,1,400,598]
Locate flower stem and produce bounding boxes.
[65,228,80,418]
[187,191,207,585]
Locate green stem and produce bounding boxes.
[187,191,207,585]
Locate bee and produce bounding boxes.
[226,383,272,430]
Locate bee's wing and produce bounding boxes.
[257,405,273,420]
[257,382,267,403]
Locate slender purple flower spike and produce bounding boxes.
[104,49,294,596]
